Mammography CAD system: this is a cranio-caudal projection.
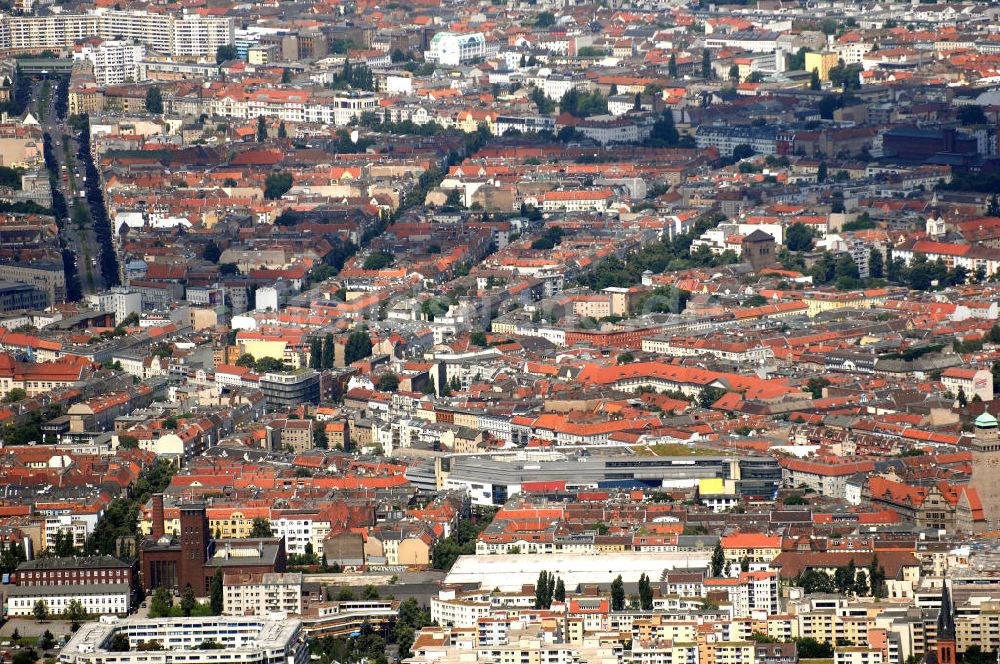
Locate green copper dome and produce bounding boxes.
[975,412,999,429]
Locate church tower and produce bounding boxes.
[935,583,956,664]
[925,193,946,238]
[970,413,1000,524]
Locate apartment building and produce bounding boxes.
[223,572,303,616]
[0,10,233,57]
[695,125,779,157]
[74,40,145,87]
[425,32,494,65]
[0,261,66,305]
[0,282,48,313]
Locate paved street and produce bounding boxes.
[34,78,107,296]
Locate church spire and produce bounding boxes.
[934,583,957,664]
[937,583,955,642]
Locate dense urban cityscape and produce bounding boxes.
[1,0,1000,662]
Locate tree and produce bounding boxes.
[796,637,834,659]
[144,87,163,114]
[817,161,828,183]
[558,88,608,118]
[254,356,287,373]
[699,386,726,408]
[831,191,846,214]
[648,110,679,147]
[376,374,400,392]
[250,518,272,537]
[786,223,814,252]
[711,541,725,577]
[702,49,712,79]
[210,569,223,615]
[40,630,56,651]
[729,64,740,82]
[149,587,172,618]
[277,121,287,139]
[363,252,394,270]
[202,241,222,264]
[54,529,77,557]
[835,254,860,281]
[362,584,379,600]
[957,386,968,408]
[958,105,987,126]
[988,194,1000,217]
[180,584,197,617]
[470,331,488,347]
[869,555,887,598]
[256,115,267,142]
[281,68,292,84]
[534,11,555,27]
[810,69,821,90]
[137,641,164,651]
[235,353,255,368]
[638,573,653,610]
[344,330,372,365]
[2,387,26,403]
[554,578,566,603]
[610,575,625,611]
[264,173,293,199]
[530,87,555,115]
[535,570,549,609]
[806,376,831,399]
[0,540,26,576]
[64,598,88,625]
[33,599,49,621]
[668,52,678,78]
[854,570,869,596]
[321,333,336,369]
[12,650,37,664]
[869,247,884,279]
[834,560,857,594]
[731,144,754,160]
[948,265,968,286]
[309,337,322,370]
[216,44,237,64]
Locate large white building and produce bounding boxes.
[425,32,495,66]
[74,40,145,87]
[60,616,309,664]
[0,10,233,57]
[6,583,130,617]
[445,553,712,591]
[223,572,303,617]
[89,287,142,325]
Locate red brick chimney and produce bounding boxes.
[151,494,165,540]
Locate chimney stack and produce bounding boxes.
[151,494,165,540]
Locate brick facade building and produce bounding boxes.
[139,494,286,594]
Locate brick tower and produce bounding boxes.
[178,503,211,593]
